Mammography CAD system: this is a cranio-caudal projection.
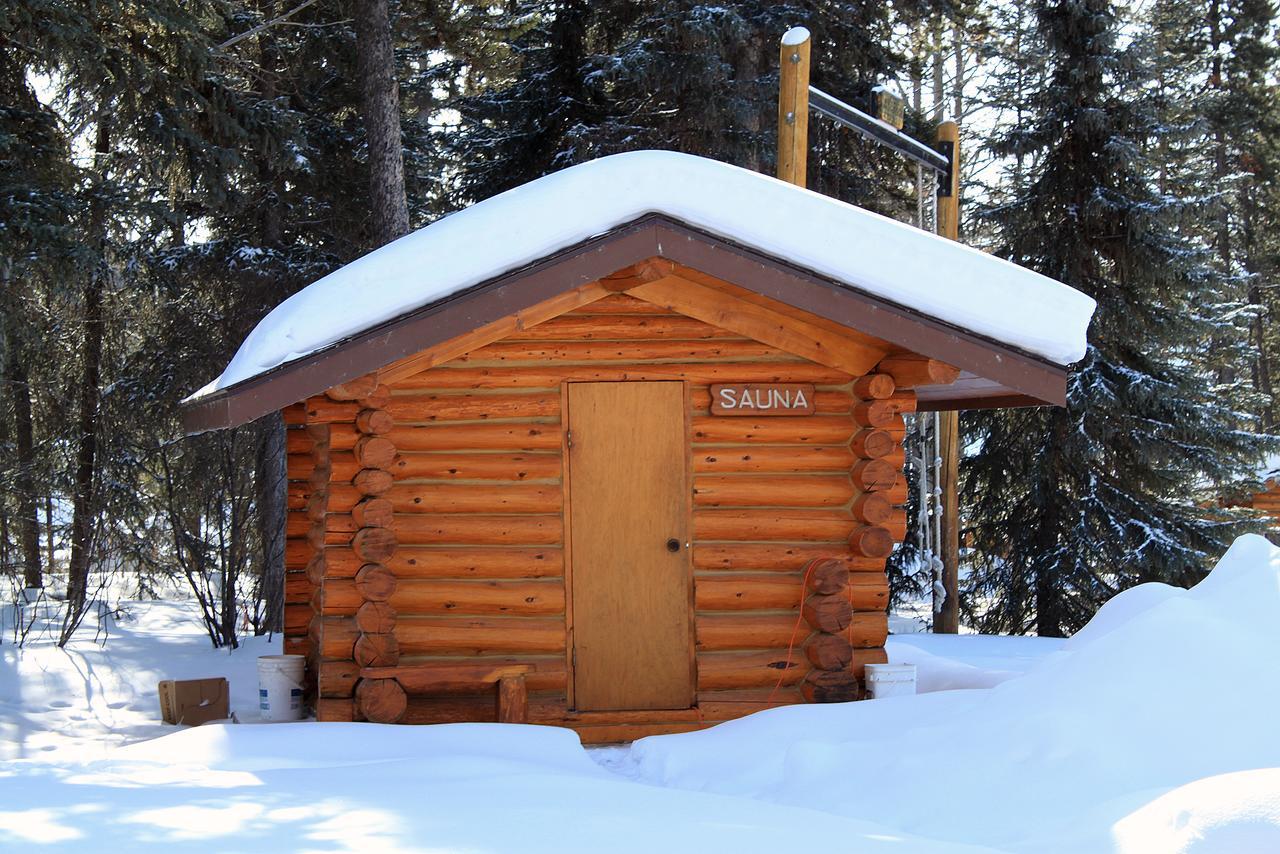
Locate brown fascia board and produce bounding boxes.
[181,214,1068,434]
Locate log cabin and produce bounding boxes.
[181,151,1094,743]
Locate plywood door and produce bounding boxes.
[567,382,694,711]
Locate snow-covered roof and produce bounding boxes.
[190,150,1095,401]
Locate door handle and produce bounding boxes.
[666,538,681,553]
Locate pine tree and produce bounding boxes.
[962,0,1272,636]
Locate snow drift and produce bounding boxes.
[623,534,1280,852]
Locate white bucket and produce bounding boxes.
[865,663,917,699]
[257,655,306,722]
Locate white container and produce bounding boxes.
[865,663,917,699]
[258,654,306,722]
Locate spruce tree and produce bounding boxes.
[962,0,1272,636]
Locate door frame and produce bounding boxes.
[560,379,697,712]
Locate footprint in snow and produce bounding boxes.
[47,701,72,709]
[106,702,128,709]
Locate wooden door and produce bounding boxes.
[567,382,694,711]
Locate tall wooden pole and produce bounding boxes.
[777,28,811,187]
[934,120,961,634]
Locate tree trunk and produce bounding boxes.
[63,117,111,627]
[354,0,410,248]
[5,335,42,589]
[256,413,287,632]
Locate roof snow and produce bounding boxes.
[190,150,1096,400]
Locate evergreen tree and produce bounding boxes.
[962,0,1272,636]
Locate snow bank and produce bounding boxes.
[623,534,1280,852]
[886,632,1063,692]
[0,722,998,852]
[193,150,1095,398]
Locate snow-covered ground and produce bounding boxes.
[1,536,1279,851]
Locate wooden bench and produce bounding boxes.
[358,663,533,724]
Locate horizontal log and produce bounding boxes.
[287,454,316,482]
[693,445,855,474]
[354,468,395,496]
[387,392,560,423]
[355,408,394,435]
[314,698,354,722]
[318,658,360,698]
[850,576,890,611]
[884,390,917,416]
[355,435,397,469]
[286,430,315,455]
[804,593,853,633]
[393,452,561,481]
[283,637,309,656]
[354,631,400,667]
[694,510,855,542]
[802,668,861,703]
[696,614,802,651]
[850,525,894,558]
[361,661,532,693]
[840,612,890,649]
[692,475,853,508]
[691,416,854,445]
[395,361,852,389]
[805,558,849,595]
[396,616,565,655]
[286,538,313,570]
[852,373,895,400]
[321,547,361,578]
[852,400,895,428]
[693,543,885,573]
[565,293,675,314]
[283,402,307,425]
[284,602,312,635]
[284,572,313,603]
[694,571,887,611]
[361,384,392,409]
[695,574,804,611]
[389,422,561,452]
[352,497,394,529]
[851,428,894,459]
[504,314,739,340]
[388,546,563,579]
[396,514,562,546]
[326,451,359,484]
[316,578,361,615]
[851,459,898,492]
[355,677,407,723]
[458,339,788,364]
[852,493,894,525]
[395,656,565,693]
[876,355,960,388]
[390,579,565,616]
[325,374,379,401]
[805,632,852,670]
[388,482,561,514]
[356,601,398,634]
[356,563,398,602]
[850,646,888,679]
[310,616,358,659]
[353,527,398,563]
[329,423,360,450]
[697,650,807,690]
[304,398,361,424]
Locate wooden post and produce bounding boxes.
[777,28,811,187]
[934,120,961,634]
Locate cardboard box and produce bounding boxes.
[158,678,230,726]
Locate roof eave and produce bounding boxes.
[181,214,1071,434]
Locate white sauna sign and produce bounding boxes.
[710,384,816,416]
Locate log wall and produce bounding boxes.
[295,293,913,740]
